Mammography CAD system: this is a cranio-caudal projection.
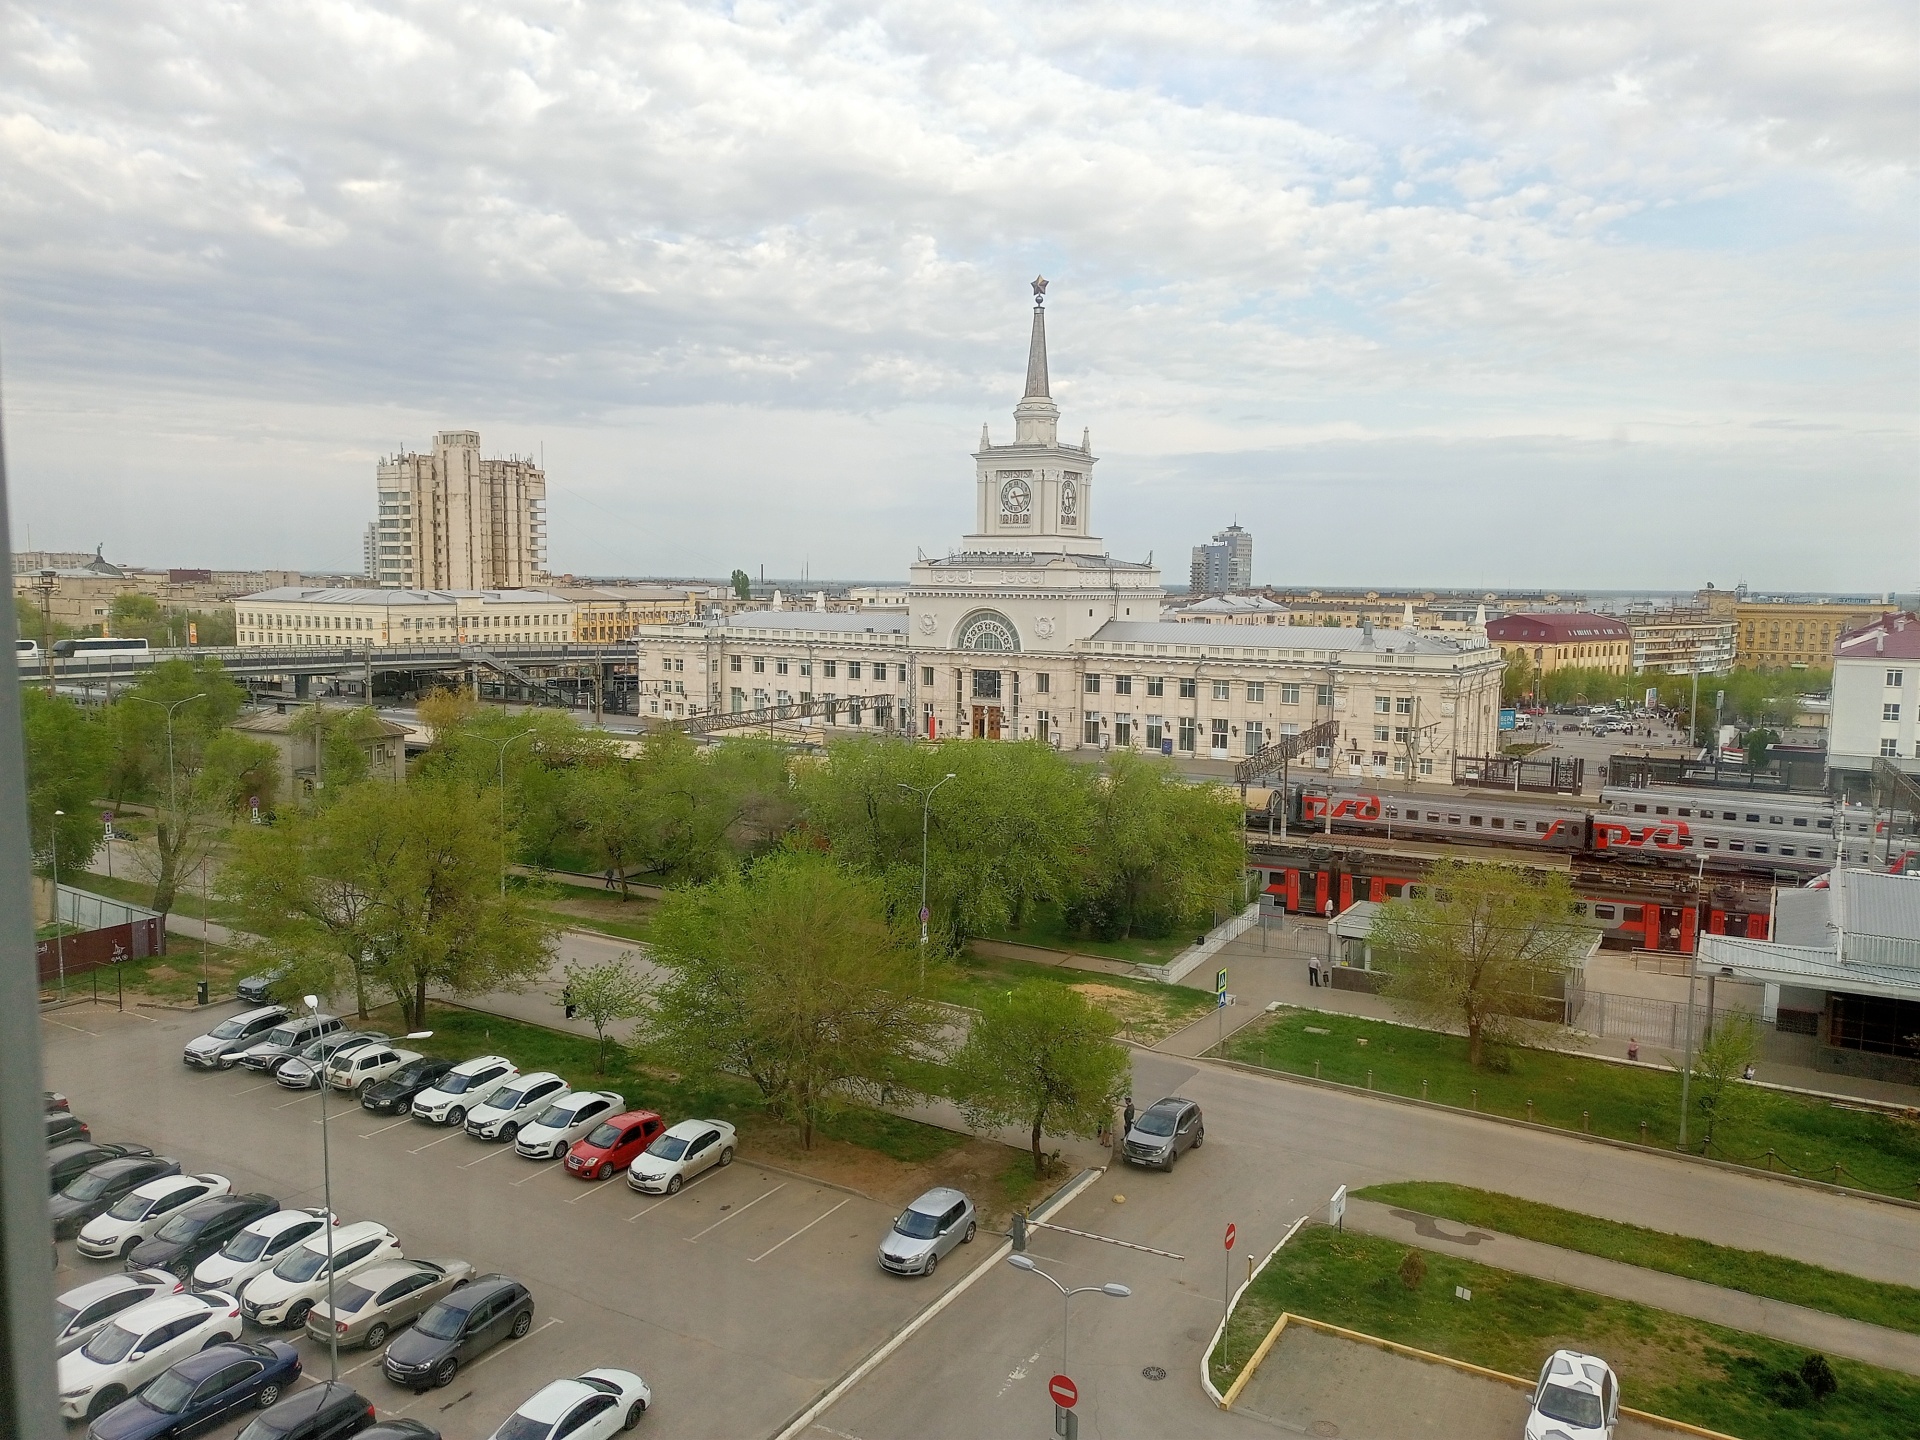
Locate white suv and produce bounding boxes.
[191,1207,335,1294]
[412,1055,520,1127]
[238,1220,403,1329]
[465,1071,570,1141]
[325,1044,423,1094]
[76,1175,231,1262]
[514,1091,625,1160]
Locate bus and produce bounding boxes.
[50,636,151,659]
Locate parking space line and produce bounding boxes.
[459,1145,512,1168]
[408,1130,461,1154]
[510,1159,566,1186]
[622,1166,726,1220]
[685,1182,785,1240]
[749,1197,851,1263]
[360,1118,412,1138]
[463,1315,562,1372]
[339,1350,386,1377]
[42,1016,99,1037]
[562,1177,629,1204]
[234,1080,281,1095]
[275,1092,318,1109]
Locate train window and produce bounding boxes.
[1447,814,1461,825]
[1678,808,1692,817]
[1728,841,1745,851]
[1679,837,1694,847]
[1593,905,1616,920]
[1491,817,1505,829]
[1780,847,1796,856]
[1768,816,1783,826]
[1704,838,1720,848]
[1427,812,1441,822]
[1572,903,1589,916]
[1385,883,1405,897]
[1723,811,1737,820]
[1818,819,1832,830]
[1807,848,1823,859]
[1792,818,1808,827]
[1655,806,1669,815]
[1632,804,1648,813]
[1621,906,1641,920]
[1470,815,1484,826]
[1535,821,1549,833]
[1754,843,1770,854]
[1745,814,1759,822]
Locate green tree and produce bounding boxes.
[561,955,650,1071]
[1688,1010,1759,1154]
[1501,649,1535,705]
[15,592,78,647]
[1742,727,1779,775]
[108,592,167,640]
[1369,856,1596,1068]
[730,569,752,601]
[288,706,392,799]
[1074,751,1244,940]
[21,689,111,878]
[568,763,647,894]
[948,981,1130,1177]
[645,850,939,1148]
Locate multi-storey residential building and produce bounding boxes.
[232,588,576,647]
[1696,588,1895,669]
[1827,612,1920,785]
[1484,612,1632,676]
[1189,524,1253,595]
[374,431,547,590]
[1625,610,1737,674]
[628,282,1505,773]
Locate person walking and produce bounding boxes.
[1122,1096,1136,1134]
[1308,953,1322,988]
[603,867,617,891]
[562,984,577,1021]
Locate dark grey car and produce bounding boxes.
[50,1156,180,1239]
[380,1275,532,1391]
[1121,1096,1204,1169]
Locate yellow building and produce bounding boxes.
[1697,589,1894,669]
[1484,612,1632,675]
[548,586,705,643]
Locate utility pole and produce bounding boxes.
[899,773,957,984]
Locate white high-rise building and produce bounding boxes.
[1190,523,1253,595]
[373,431,547,589]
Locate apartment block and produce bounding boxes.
[375,431,547,590]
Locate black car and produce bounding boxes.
[49,1143,155,1195]
[360,1057,455,1116]
[86,1340,301,1440]
[359,1425,439,1440]
[129,1193,280,1277]
[48,1112,92,1147]
[51,1156,181,1239]
[1121,1096,1205,1170]
[382,1275,533,1391]
[235,1381,376,1440]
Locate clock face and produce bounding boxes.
[1060,476,1079,525]
[998,471,1033,524]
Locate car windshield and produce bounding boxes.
[222,1228,271,1262]
[1537,1384,1605,1428]
[532,1103,577,1128]
[81,1321,141,1364]
[264,1026,300,1048]
[301,1037,336,1060]
[893,1210,942,1239]
[492,1417,553,1440]
[155,1208,213,1242]
[207,1018,248,1040]
[646,1135,689,1161]
[237,1413,297,1440]
[106,1192,155,1221]
[436,1072,478,1094]
[585,1121,623,1147]
[389,1061,439,1085]
[139,1368,197,1412]
[1135,1109,1178,1137]
[62,1169,119,1201]
[329,1280,376,1314]
[413,1301,468,1341]
[273,1247,328,1282]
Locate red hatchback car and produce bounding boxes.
[564,1110,665,1180]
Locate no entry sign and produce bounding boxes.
[1225,1223,1237,1251]
[1049,1374,1078,1408]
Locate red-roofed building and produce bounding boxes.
[1485,612,1632,677]
[1829,612,1920,784]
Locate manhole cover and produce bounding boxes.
[1141,1366,1167,1382]
[1311,1423,1340,1437]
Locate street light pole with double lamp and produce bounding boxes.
[898,773,957,983]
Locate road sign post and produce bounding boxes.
[1053,1406,1078,1439]
[1223,1222,1237,1366]
[1329,1184,1347,1231]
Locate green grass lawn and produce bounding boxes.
[1216,1225,1920,1439]
[932,952,1217,1042]
[535,907,655,945]
[71,868,245,926]
[1353,1182,1920,1335]
[976,898,1209,969]
[1222,1007,1920,1200]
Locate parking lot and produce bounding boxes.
[44,1000,997,1439]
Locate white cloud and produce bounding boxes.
[0,0,1913,589]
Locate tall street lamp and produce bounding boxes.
[1006,1254,1129,1379]
[898,772,956,982]
[128,692,206,817]
[51,809,66,997]
[484,730,536,897]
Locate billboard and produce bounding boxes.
[1498,709,1517,731]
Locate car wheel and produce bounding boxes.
[1192,1128,1204,1148]
[255,1381,282,1408]
[624,1398,647,1428]
[433,1357,458,1388]
[445,1107,466,1128]
[500,1122,518,1142]
[87,1386,127,1421]
[285,1300,312,1329]
[666,1174,683,1195]
[962,1220,976,1244]
[364,1322,388,1349]
[202,1333,227,1350]
[718,1146,734,1167]
[120,1236,140,1260]
[923,1252,938,1277]
[596,1162,613,1181]
[511,1309,532,1339]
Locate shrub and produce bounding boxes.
[1801,1353,1838,1401]
[1772,1368,1811,1408]
[1398,1249,1428,1290]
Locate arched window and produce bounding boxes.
[957,611,1019,652]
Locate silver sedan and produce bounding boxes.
[304,1257,474,1350]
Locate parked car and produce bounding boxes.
[193,1209,335,1296]
[48,1111,93,1147]
[877,1187,976,1277]
[325,1044,423,1095]
[1121,1096,1204,1170]
[129,1193,279,1279]
[382,1275,533,1392]
[183,1007,289,1070]
[305,1258,474,1351]
[360,1057,455,1117]
[1526,1349,1618,1440]
[626,1119,736,1195]
[463,1072,569,1142]
[231,1380,377,1440]
[259,1031,380,1094]
[238,1014,345,1076]
[86,1339,301,1440]
[514,1091,624,1161]
[485,1370,651,1439]
[55,1290,243,1421]
[235,965,291,1006]
[76,1175,232,1262]
[239,1221,403,1330]
[47,1090,71,1113]
[565,1111,665,1181]
[360,1424,440,1440]
[49,1142,156,1196]
[53,1271,183,1357]
[276,1033,389,1091]
[53,1157,180,1238]
[410,1056,519,1128]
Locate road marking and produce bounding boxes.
[459,1145,512,1169]
[685,1183,785,1240]
[275,1091,318,1109]
[511,1159,565,1186]
[563,1175,628,1203]
[408,1130,461,1154]
[340,1349,386,1376]
[235,1080,281,1095]
[42,1016,99,1037]
[622,1167,721,1220]
[750,1197,850,1263]
[462,1315,562,1373]
[360,1118,412,1138]
[625,1195,672,1222]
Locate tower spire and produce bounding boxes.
[1024,276,1050,399]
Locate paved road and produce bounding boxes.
[801,1047,1920,1440]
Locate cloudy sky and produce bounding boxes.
[1,0,1914,590]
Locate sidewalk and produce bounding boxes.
[1345,1198,1920,1376]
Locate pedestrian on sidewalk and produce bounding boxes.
[562,984,577,1020]
[1308,954,1322,988]
[1627,1037,1640,1061]
[1123,1096,1135,1134]
[603,868,616,890]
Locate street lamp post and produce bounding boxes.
[1006,1254,1129,1379]
[128,693,206,819]
[484,730,536,897]
[898,773,957,982]
[51,809,66,997]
